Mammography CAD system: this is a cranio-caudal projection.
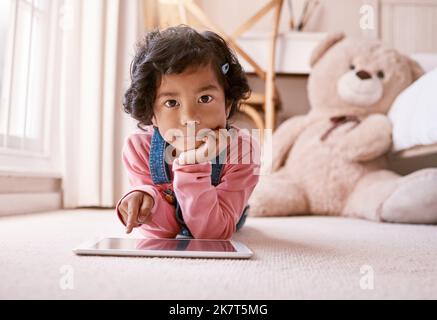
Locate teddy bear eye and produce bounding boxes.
[377,70,385,79]
[350,64,355,70]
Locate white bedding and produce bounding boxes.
[389,66,437,152]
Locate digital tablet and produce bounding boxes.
[72,237,253,259]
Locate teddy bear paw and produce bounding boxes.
[247,195,269,217]
[381,169,437,224]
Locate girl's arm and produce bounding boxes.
[172,134,260,239]
[116,134,180,238]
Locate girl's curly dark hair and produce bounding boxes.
[123,25,251,129]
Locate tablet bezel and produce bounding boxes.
[72,237,253,259]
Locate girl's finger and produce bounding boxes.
[119,207,128,226]
[126,197,140,234]
[118,201,128,225]
[179,148,197,165]
[195,138,213,163]
[198,129,227,162]
[138,195,154,224]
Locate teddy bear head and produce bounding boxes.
[307,33,424,117]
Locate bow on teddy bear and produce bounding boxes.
[248,32,437,224]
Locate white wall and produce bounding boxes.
[200,0,378,37]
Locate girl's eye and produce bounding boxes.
[350,64,355,70]
[164,100,179,108]
[198,95,213,104]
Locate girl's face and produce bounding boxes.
[152,63,231,152]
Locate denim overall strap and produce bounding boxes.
[150,126,172,185]
[211,148,227,186]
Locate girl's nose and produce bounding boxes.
[180,107,200,128]
[181,120,200,137]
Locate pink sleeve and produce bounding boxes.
[172,134,261,240]
[115,134,180,238]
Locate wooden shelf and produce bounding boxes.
[237,31,327,75]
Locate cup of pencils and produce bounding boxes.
[288,0,320,31]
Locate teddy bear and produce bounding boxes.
[248,32,437,224]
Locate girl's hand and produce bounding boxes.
[178,128,230,165]
[118,191,155,234]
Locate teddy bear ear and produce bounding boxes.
[406,57,425,82]
[309,32,346,68]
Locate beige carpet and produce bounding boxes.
[0,209,436,299]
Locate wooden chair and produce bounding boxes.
[148,0,285,132]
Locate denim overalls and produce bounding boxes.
[149,125,249,238]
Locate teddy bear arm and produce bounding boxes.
[271,115,310,172]
[337,114,392,162]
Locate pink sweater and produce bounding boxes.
[115,125,260,240]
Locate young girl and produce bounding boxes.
[116,25,260,240]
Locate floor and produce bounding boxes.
[1,209,436,299]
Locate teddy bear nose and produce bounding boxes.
[356,70,372,80]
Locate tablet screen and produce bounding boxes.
[91,238,237,252]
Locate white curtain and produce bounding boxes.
[60,0,143,208]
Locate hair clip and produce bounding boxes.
[221,62,230,75]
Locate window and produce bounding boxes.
[0,0,61,175]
